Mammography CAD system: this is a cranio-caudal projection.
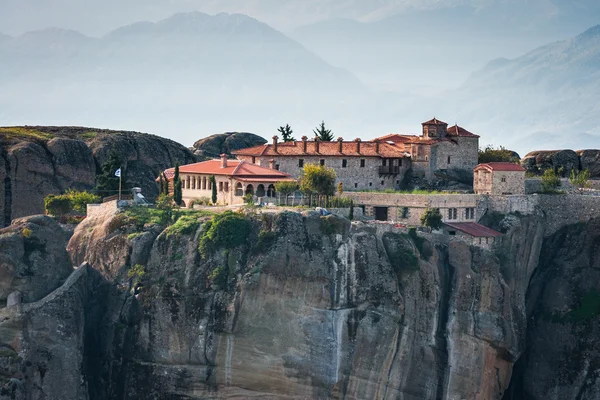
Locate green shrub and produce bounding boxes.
[243,192,254,206]
[65,189,100,214]
[208,266,229,289]
[199,211,251,256]
[44,194,72,216]
[328,196,354,208]
[252,230,277,254]
[21,227,33,238]
[541,169,561,193]
[420,208,443,231]
[127,264,146,287]
[189,197,211,208]
[165,214,201,238]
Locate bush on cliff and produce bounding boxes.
[44,190,100,217]
[541,169,561,193]
[199,211,251,255]
[44,195,72,216]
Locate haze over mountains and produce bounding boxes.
[0,1,599,154]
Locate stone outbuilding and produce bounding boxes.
[474,163,526,195]
[443,222,503,250]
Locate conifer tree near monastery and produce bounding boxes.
[313,121,334,141]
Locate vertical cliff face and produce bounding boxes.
[504,217,600,400]
[2,207,598,399]
[63,208,534,399]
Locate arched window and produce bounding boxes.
[245,184,254,196]
[267,184,276,197]
[187,176,191,189]
[256,184,266,197]
[235,183,244,197]
[192,177,196,190]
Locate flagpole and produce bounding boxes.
[119,168,122,201]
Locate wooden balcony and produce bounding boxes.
[378,166,401,175]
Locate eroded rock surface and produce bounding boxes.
[0,126,197,227]
[192,132,266,159]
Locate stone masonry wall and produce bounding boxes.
[238,155,410,192]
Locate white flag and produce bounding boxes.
[115,168,121,177]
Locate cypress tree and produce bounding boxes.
[173,164,183,206]
[211,176,217,205]
[349,200,354,221]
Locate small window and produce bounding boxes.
[298,159,304,168]
[275,164,280,171]
[382,159,387,166]
[501,177,506,182]
[402,207,409,218]
[320,159,325,166]
[219,182,223,192]
[355,183,358,188]
[398,159,402,167]
[447,156,451,164]
[360,159,365,168]
[252,156,256,164]
[453,208,457,220]
[224,182,229,192]
[369,182,372,187]
[425,156,429,161]
[396,180,400,185]
[381,180,384,185]
[449,231,456,236]
[448,209,453,220]
[342,159,347,168]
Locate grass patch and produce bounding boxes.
[127,264,146,287]
[127,232,144,241]
[0,127,55,141]
[124,206,212,228]
[251,230,277,254]
[80,131,98,139]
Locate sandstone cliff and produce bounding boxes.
[0,126,198,227]
[0,205,599,399]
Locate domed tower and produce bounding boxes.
[422,118,448,139]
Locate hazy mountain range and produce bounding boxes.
[0,5,599,154]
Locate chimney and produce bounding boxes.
[355,138,361,154]
[315,138,320,153]
[220,154,228,168]
[302,136,308,153]
[272,136,278,153]
[337,137,343,153]
[375,141,380,154]
[269,159,275,170]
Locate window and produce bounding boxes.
[381,180,384,185]
[448,208,458,220]
[355,183,358,188]
[252,156,256,164]
[275,164,280,171]
[425,156,429,161]
[448,209,453,220]
[382,159,387,166]
[360,159,365,168]
[320,159,325,166]
[369,182,372,187]
[453,208,457,220]
[447,156,451,164]
[449,231,456,236]
[501,177,506,182]
[396,180,400,185]
[219,182,223,192]
[402,207,409,218]
[224,182,229,192]
[298,159,304,168]
[398,159,402,167]
[341,159,347,168]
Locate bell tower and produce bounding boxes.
[422,118,448,139]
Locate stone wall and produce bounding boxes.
[327,207,364,219]
[237,155,410,192]
[346,192,479,225]
[432,137,479,176]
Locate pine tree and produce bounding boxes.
[162,172,170,194]
[95,151,125,196]
[277,124,295,142]
[211,175,217,205]
[313,121,334,141]
[173,164,183,206]
[159,174,165,195]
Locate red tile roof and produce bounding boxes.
[422,118,448,125]
[445,222,503,238]
[232,140,410,158]
[373,134,416,143]
[160,160,293,180]
[474,163,525,172]
[447,125,480,138]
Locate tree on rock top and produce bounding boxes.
[313,121,334,142]
[278,124,295,142]
[174,163,183,206]
[420,208,443,232]
[95,151,126,197]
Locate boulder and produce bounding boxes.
[192,132,266,158]
[521,149,579,175]
[576,149,600,178]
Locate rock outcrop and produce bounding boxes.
[1,206,599,399]
[521,149,600,177]
[0,126,197,227]
[191,132,266,159]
